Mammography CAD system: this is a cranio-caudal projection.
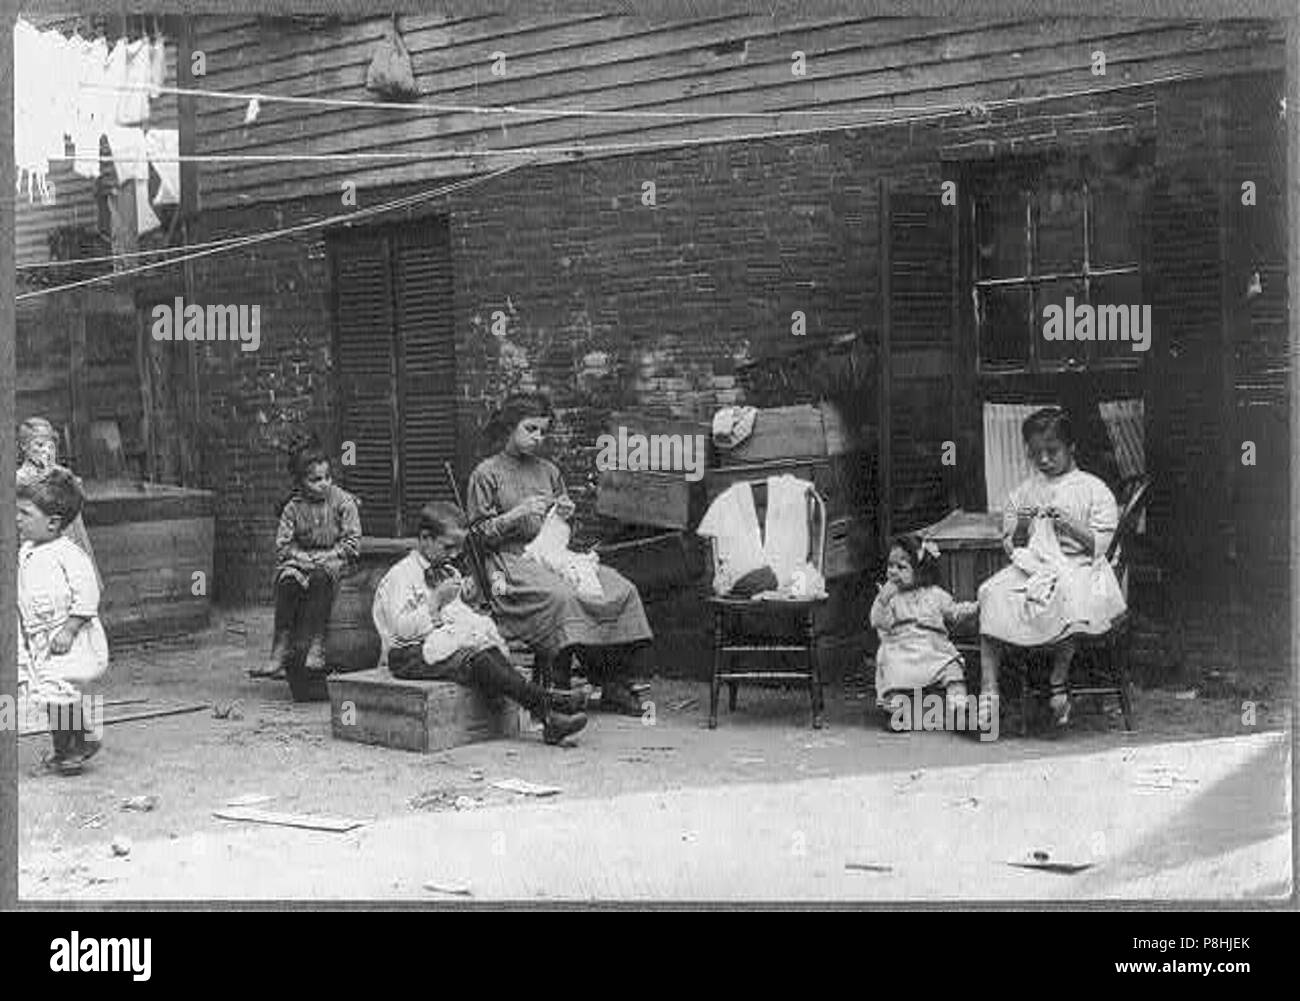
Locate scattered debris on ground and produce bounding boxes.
[845,861,893,873]
[121,795,158,812]
[110,836,132,857]
[213,700,245,720]
[225,792,275,808]
[212,807,366,832]
[1007,850,1094,874]
[491,778,562,797]
[423,879,472,896]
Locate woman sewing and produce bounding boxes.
[466,392,653,715]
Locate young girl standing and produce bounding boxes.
[870,533,978,731]
[251,438,361,679]
[977,407,1126,728]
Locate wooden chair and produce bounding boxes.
[1006,474,1154,734]
[705,479,829,729]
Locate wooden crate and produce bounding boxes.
[724,405,827,463]
[596,412,709,529]
[823,516,873,580]
[329,668,521,753]
[596,531,706,595]
[597,469,695,530]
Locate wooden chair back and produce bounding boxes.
[1106,473,1154,595]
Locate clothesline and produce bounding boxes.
[38,78,1164,168]
[82,68,1193,122]
[15,160,533,302]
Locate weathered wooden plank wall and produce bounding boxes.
[191,15,1285,207]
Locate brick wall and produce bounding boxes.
[175,71,1286,686]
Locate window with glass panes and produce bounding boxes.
[969,151,1151,374]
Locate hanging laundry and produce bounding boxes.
[71,34,111,179]
[104,126,150,184]
[148,29,167,99]
[144,128,180,206]
[116,36,152,126]
[13,20,64,203]
[132,178,162,237]
[244,97,261,124]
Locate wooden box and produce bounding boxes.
[724,405,827,464]
[329,668,521,753]
[596,412,710,529]
[822,516,873,580]
[596,531,706,595]
[919,510,1008,604]
[597,469,695,530]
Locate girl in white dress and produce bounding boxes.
[977,408,1126,729]
[871,534,978,731]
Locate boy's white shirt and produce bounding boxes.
[17,536,109,695]
[371,549,508,668]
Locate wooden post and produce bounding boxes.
[878,179,893,552]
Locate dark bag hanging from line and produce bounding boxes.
[366,14,419,101]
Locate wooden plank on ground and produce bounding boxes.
[212,807,367,832]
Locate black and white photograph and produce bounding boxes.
[3,1,1295,915]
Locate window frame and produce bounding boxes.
[965,151,1151,377]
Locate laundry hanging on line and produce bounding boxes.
[12,17,169,204]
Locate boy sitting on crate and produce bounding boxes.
[371,502,588,746]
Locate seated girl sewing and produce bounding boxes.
[976,407,1126,729]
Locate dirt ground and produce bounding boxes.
[16,608,1291,897]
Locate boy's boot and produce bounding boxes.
[251,630,291,679]
[43,704,73,770]
[542,710,588,746]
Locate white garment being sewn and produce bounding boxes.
[523,507,604,599]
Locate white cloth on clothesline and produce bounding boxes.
[145,128,180,206]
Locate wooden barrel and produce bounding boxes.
[323,564,386,675]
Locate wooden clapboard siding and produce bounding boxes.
[190,15,1285,208]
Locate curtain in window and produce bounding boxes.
[982,402,1039,513]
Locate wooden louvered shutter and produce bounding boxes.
[331,231,400,536]
[393,220,458,527]
[881,185,959,538]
